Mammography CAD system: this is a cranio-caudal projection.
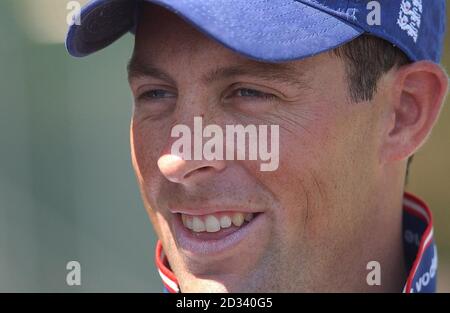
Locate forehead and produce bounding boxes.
[135,4,222,58]
[133,4,328,75]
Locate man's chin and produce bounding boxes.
[178,275,239,293]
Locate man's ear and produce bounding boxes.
[380,61,448,163]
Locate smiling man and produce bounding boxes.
[66,0,448,293]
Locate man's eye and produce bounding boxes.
[234,88,275,99]
[138,89,176,100]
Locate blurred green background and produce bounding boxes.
[0,0,449,292]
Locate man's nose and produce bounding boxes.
[158,154,226,185]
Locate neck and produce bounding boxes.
[360,177,408,292]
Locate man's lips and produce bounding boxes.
[181,211,256,233]
[168,206,263,216]
[170,208,266,257]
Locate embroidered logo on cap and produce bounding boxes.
[397,0,423,43]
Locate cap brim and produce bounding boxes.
[66,0,364,62]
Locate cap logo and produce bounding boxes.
[397,0,423,43]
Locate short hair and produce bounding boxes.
[333,35,414,184]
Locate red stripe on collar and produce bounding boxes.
[402,192,434,293]
[155,241,179,293]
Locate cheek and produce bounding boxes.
[130,116,169,184]
[131,117,173,232]
[259,110,356,240]
[278,117,377,244]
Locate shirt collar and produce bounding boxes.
[155,192,438,293]
[155,241,180,293]
[402,192,437,293]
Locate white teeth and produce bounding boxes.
[232,213,244,227]
[219,215,232,228]
[205,215,221,232]
[181,212,255,232]
[186,217,193,230]
[192,216,206,232]
[181,215,193,229]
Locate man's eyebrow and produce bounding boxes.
[127,57,176,86]
[202,61,309,88]
[127,57,309,88]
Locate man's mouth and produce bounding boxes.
[171,209,265,257]
[180,212,255,233]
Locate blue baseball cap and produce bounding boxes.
[66,0,446,63]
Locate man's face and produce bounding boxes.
[128,5,385,292]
